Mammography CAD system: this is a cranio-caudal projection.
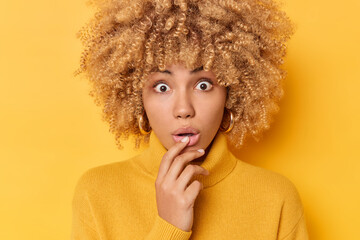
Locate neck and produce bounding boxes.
[133,131,237,188]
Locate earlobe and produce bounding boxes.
[219,108,234,133]
[138,113,152,135]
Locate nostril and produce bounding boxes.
[177,114,191,119]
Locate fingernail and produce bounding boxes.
[197,149,204,153]
[181,136,189,143]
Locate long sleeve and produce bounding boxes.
[71,172,100,240]
[70,132,309,239]
[276,179,309,240]
[144,215,192,240]
[71,169,192,240]
[71,215,99,240]
[280,213,309,240]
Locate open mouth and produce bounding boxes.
[176,133,195,137]
[172,127,200,146]
[172,133,200,146]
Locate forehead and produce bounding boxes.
[148,64,215,79]
[157,65,204,74]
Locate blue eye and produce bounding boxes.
[154,83,170,93]
[195,80,213,91]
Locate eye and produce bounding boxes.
[195,80,213,91]
[154,82,170,93]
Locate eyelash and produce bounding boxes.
[153,81,169,93]
[153,79,214,93]
[195,79,213,91]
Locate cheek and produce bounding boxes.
[142,93,154,121]
[197,94,226,125]
[143,95,169,127]
[206,103,225,123]
[143,97,156,123]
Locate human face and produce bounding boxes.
[142,64,227,153]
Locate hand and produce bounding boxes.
[155,136,209,232]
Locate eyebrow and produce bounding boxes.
[157,66,204,74]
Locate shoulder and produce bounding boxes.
[232,158,307,238]
[73,156,140,195]
[232,156,304,210]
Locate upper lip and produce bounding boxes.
[172,127,200,135]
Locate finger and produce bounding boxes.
[157,136,190,181]
[184,180,203,203]
[176,164,209,191]
[165,149,205,182]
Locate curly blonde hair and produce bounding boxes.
[75,0,294,149]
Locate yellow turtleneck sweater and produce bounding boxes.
[71,132,309,240]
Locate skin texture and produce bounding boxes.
[142,64,227,154]
[142,64,227,231]
[155,137,208,232]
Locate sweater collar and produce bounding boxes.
[135,131,237,188]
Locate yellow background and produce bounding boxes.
[0,0,359,239]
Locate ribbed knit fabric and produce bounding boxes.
[71,132,309,240]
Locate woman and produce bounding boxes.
[72,0,309,239]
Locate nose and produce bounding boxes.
[173,90,195,119]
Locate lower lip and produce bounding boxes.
[172,133,200,147]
